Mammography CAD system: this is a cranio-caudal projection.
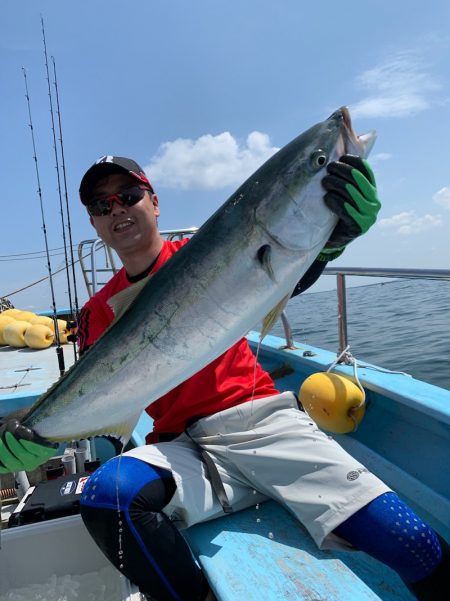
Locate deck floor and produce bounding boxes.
[0,344,76,414]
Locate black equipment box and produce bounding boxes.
[8,473,90,528]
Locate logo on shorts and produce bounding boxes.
[346,468,369,481]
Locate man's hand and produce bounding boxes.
[318,155,381,261]
[0,419,58,474]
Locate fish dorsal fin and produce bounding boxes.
[260,293,291,340]
[108,275,152,321]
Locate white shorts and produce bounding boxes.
[124,392,390,550]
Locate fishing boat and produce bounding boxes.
[1,231,449,601]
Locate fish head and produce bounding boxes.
[255,107,376,254]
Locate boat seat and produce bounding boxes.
[185,500,415,601]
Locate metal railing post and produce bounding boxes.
[336,273,348,354]
[280,311,294,348]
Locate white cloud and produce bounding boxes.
[433,187,450,209]
[144,131,280,190]
[378,211,442,235]
[351,51,439,119]
[369,152,392,164]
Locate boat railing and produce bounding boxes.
[78,228,199,297]
[324,267,450,354]
[78,234,450,353]
[78,239,118,297]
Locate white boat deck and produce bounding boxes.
[0,344,77,416]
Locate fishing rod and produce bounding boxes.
[22,67,65,377]
[41,15,78,362]
[52,55,80,353]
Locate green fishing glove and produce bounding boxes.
[318,155,381,261]
[0,419,57,474]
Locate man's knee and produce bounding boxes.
[81,455,175,512]
[79,455,177,572]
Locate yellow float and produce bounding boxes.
[1,308,21,318]
[3,320,31,348]
[30,315,54,328]
[0,310,70,348]
[13,310,37,323]
[0,315,16,345]
[55,319,69,343]
[24,324,55,349]
[30,316,69,345]
[56,318,67,332]
[299,372,365,434]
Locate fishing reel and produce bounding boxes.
[66,320,78,344]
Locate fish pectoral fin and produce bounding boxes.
[257,244,276,282]
[108,411,143,447]
[108,275,152,321]
[261,294,291,339]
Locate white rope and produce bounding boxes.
[324,345,413,432]
[326,345,365,432]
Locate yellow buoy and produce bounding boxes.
[299,372,365,434]
[56,319,69,344]
[3,320,31,348]
[29,316,69,344]
[30,315,54,328]
[0,315,16,345]
[56,318,67,332]
[14,310,37,323]
[24,324,55,349]
[1,308,21,318]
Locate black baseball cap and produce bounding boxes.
[79,156,154,205]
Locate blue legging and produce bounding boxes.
[81,456,442,600]
[335,491,442,583]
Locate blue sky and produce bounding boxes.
[1,0,450,312]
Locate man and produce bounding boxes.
[1,155,447,601]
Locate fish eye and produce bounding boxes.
[310,150,328,169]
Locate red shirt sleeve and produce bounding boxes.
[77,296,114,355]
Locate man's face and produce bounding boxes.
[88,173,160,256]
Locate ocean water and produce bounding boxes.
[271,278,450,391]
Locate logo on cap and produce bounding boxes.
[96,155,114,165]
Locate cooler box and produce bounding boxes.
[0,514,141,600]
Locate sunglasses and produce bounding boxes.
[87,185,152,217]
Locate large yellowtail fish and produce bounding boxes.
[21,107,375,444]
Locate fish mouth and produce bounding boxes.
[340,105,376,158]
[341,106,353,131]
